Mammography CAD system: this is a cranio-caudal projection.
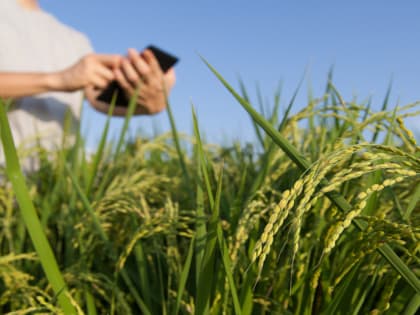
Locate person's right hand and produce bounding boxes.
[113,48,176,115]
[58,54,122,91]
[0,53,122,99]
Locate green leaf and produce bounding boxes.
[174,236,195,315]
[86,94,116,195]
[0,99,77,314]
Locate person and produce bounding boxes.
[0,0,176,170]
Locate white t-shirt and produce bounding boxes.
[0,1,93,169]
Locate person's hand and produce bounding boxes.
[58,54,122,91]
[114,48,176,115]
[0,54,122,99]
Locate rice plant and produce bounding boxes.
[0,65,418,314]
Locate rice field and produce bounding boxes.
[0,65,419,314]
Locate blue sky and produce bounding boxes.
[39,0,420,146]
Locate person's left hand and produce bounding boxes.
[114,48,176,115]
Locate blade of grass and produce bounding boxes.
[195,228,216,314]
[195,149,217,315]
[403,293,420,315]
[217,225,241,315]
[69,97,88,186]
[321,66,334,127]
[256,82,267,119]
[324,261,362,315]
[167,97,190,185]
[239,269,255,315]
[93,90,140,201]
[340,97,372,197]
[195,152,207,285]
[239,78,265,148]
[404,182,420,221]
[0,99,76,314]
[133,241,153,309]
[194,109,236,315]
[192,107,215,207]
[230,165,248,224]
[384,103,399,146]
[156,249,168,315]
[86,95,116,195]
[372,78,393,143]
[85,287,98,315]
[201,57,420,294]
[278,67,306,132]
[307,84,319,161]
[269,81,282,127]
[293,248,315,315]
[114,89,139,157]
[65,163,108,242]
[213,166,241,315]
[174,236,195,315]
[328,82,354,139]
[328,81,340,131]
[65,101,89,217]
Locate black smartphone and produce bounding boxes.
[97,45,178,106]
[147,45,178,72]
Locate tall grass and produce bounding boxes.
[0,66,418,314]
[0,100,77,314]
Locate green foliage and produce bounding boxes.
[0,68,419,314]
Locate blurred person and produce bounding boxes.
[0,0,176,170]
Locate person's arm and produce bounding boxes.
[0,54,122,99]
[86,48,176,116]
[0,72,63,98]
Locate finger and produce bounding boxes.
[121,58,141,87]
[163,68,176,90]
[128,48,151,78]
[95,65,115,82]
[95,54,122,68]
[142,49,162,73]
[114,68,134,94]
[92,74,109,89]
